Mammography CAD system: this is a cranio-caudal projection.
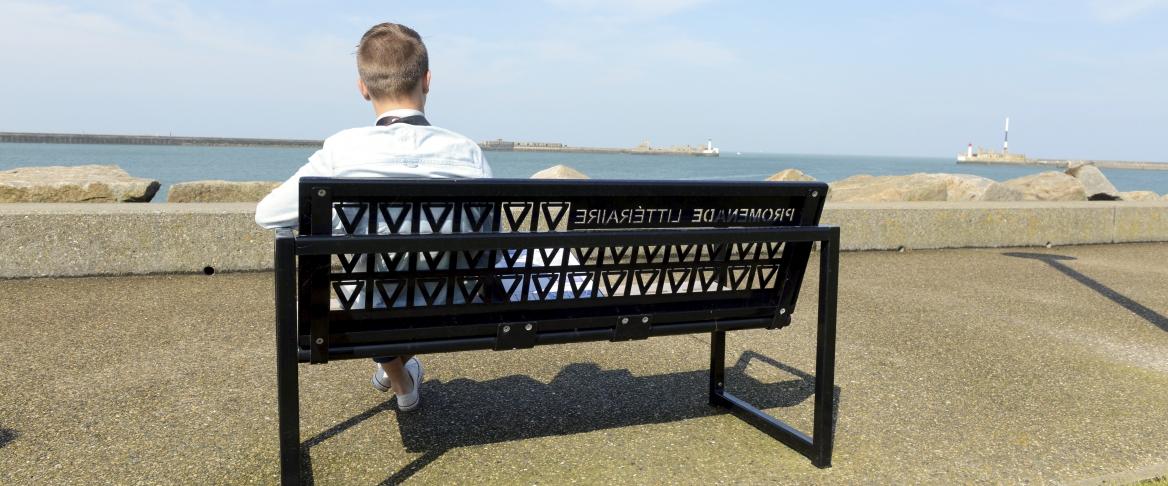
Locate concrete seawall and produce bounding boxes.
[958,158,1168,171]
[0,132,322,148]
[2,201,1167,278]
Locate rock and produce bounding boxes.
[167,180,281,203]
[1119,190,1160,201]
[935,174,1023,202]
[0,165,159,202]
[531,165,589,179]
[827,173,960,202]
[1065,165,1119,200]
[1002,172,1088,201]
[829,173,1022,202]
[765,169,815,182]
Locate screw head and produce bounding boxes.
[314,338,324,344]
[524,323,533,331]
[620,317,629,324]
[316,189,326,197]
[779,308,787,315]
[503,325,511,333]
[717,382,723,387]
[641,316,649,323]
[812,190,819,197]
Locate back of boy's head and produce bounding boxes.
[356,23,428,101]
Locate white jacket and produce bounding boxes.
[254,109,492,229]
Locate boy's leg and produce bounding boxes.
[373,356,416,395]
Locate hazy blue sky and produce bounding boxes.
[1,0,1166,159]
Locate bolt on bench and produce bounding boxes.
[274,178,839,484]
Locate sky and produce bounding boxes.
[0,0,1166,159]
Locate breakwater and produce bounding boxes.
[0,132,322,148]
[958,157,1168,171]
[480,139,719,156]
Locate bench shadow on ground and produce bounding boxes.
[0,428,16,449]
[1003,252,1168,332]
[299,350,840,485]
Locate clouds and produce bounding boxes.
[546,0,713,21]
[0,1,1164,159]
[1088,0,1168,21]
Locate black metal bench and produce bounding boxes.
[273,177,839,484]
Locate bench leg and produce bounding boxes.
[276,332,301,485]
[275,234,302,485]
[709,330,727,406]
[707,232,838,469]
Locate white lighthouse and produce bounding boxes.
[1003,117,1010,153]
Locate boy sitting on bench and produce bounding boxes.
[256,22,492,412]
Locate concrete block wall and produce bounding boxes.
[2,201,1167,278]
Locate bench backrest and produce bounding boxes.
[292,177,829,363]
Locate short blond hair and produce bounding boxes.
[356,23,428,100]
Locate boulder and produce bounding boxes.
[935,174,1023,202]
[167,180,281,203]
[1065,165,1119,200]
[827,173,1000,202]
[765,169,815,182]
[531,164,589,179]
[828,174,942,202]
[1002,172,1088,201]
[1119,190,1160,201]
[0,165,159,202]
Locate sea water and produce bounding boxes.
[1,142,1166,201]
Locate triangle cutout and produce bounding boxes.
[332,281,364,310]
[378,203,412,234]
[727,266,751,290]
[704,243,725,261]
[667,269,691,293]
[501,249,525,268]
[532,273,559,300]
[764,242,784,259]
[335,204,367,235]
[499,275,524,301]
[416,278,447,306]
[538,247,561,266]
[567,271,594,297]
[463,203,494,232]
[422,203,454,231]
[602,270,627,295]
[458,277,484,303]
[422,250,447,269]
[503,202,532,232]
[540,202,570,230]
[734,242,757,260]
[635,270,659,295]
[379,252,404,271]
[756,264,780,288]
[461,249,486,269]
[337,253,361,274]
[697,267,719,292]
[672,244,694,263]
[607,246,630,264]
[375,279,405,306]
[574,247,597,264]
[639,245,662,263]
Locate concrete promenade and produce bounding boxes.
[2,243,1167,484]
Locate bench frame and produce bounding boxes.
[273,179,839,484]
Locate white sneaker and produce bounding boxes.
[397,358,423,412]
[371,365,394,394]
